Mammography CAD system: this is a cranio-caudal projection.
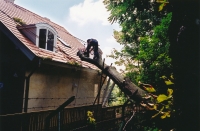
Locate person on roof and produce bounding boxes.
[85,38,99,59]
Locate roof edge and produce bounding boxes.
[41,59,99,73]
[0,21,36,61]
[17,24,36,29]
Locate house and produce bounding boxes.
[0,0,106,115]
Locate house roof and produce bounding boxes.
[0,0,98,70]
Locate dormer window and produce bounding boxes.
[17,23,57,52]
[39,29,54,51]
[36,23,57,52]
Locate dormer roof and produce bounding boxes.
[0,0,97,69]
[17,23,57,34]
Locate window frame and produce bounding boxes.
[35,23,57,52]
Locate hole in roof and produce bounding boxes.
[57,37,71,48]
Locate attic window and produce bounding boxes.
[35,23,57,52]
[39,29,54,51]
[57,37,71,48]
[16,23,57,51]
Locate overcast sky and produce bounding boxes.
[15,0,124,70]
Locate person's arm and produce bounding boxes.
[89,47,94,52]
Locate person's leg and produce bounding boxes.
[85,44,91,57]
[93,43,99,59]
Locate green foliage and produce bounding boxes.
[13,17,26,25]
[87,111,96,130]
[157,0,169,11]
[109,85,127,106]
[143,125,159,131]
[130,75,175,131]
[141,75,174,118]
[126,71,140,85]
[104,0,162,63]
[136,12,172,87]
[41,56,53,60]
[104,0,172,89]
[104,1,174,129]
[67,60,81,66]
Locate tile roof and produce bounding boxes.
[0,0,98,69]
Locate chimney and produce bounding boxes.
[5,0,15,3]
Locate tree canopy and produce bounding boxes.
[103,0,172,89]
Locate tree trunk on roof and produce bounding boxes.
[77,50,147,103]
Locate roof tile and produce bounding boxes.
[0,0,98,70]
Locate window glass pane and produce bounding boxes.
[39,29,47,49]
[47,30,54,51]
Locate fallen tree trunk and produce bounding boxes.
[77,50,147,103]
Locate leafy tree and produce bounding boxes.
[103,0,174,130]
[104,0,162,63]
[103,0,171,88]
[137,12,172,89]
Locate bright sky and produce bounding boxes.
[15,0,124,70]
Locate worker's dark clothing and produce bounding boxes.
[86,39,99,59]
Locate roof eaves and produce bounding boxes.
[41,59,98,73]
[0,21,36,61]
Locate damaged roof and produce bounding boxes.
[0,0,98,69]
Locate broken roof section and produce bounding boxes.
[0,0,98,69]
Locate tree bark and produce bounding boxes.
[77,50,147,103]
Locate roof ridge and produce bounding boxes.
[1,1,87,45]
[10,1,68,32]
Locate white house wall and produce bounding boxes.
[24,64,106,112]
